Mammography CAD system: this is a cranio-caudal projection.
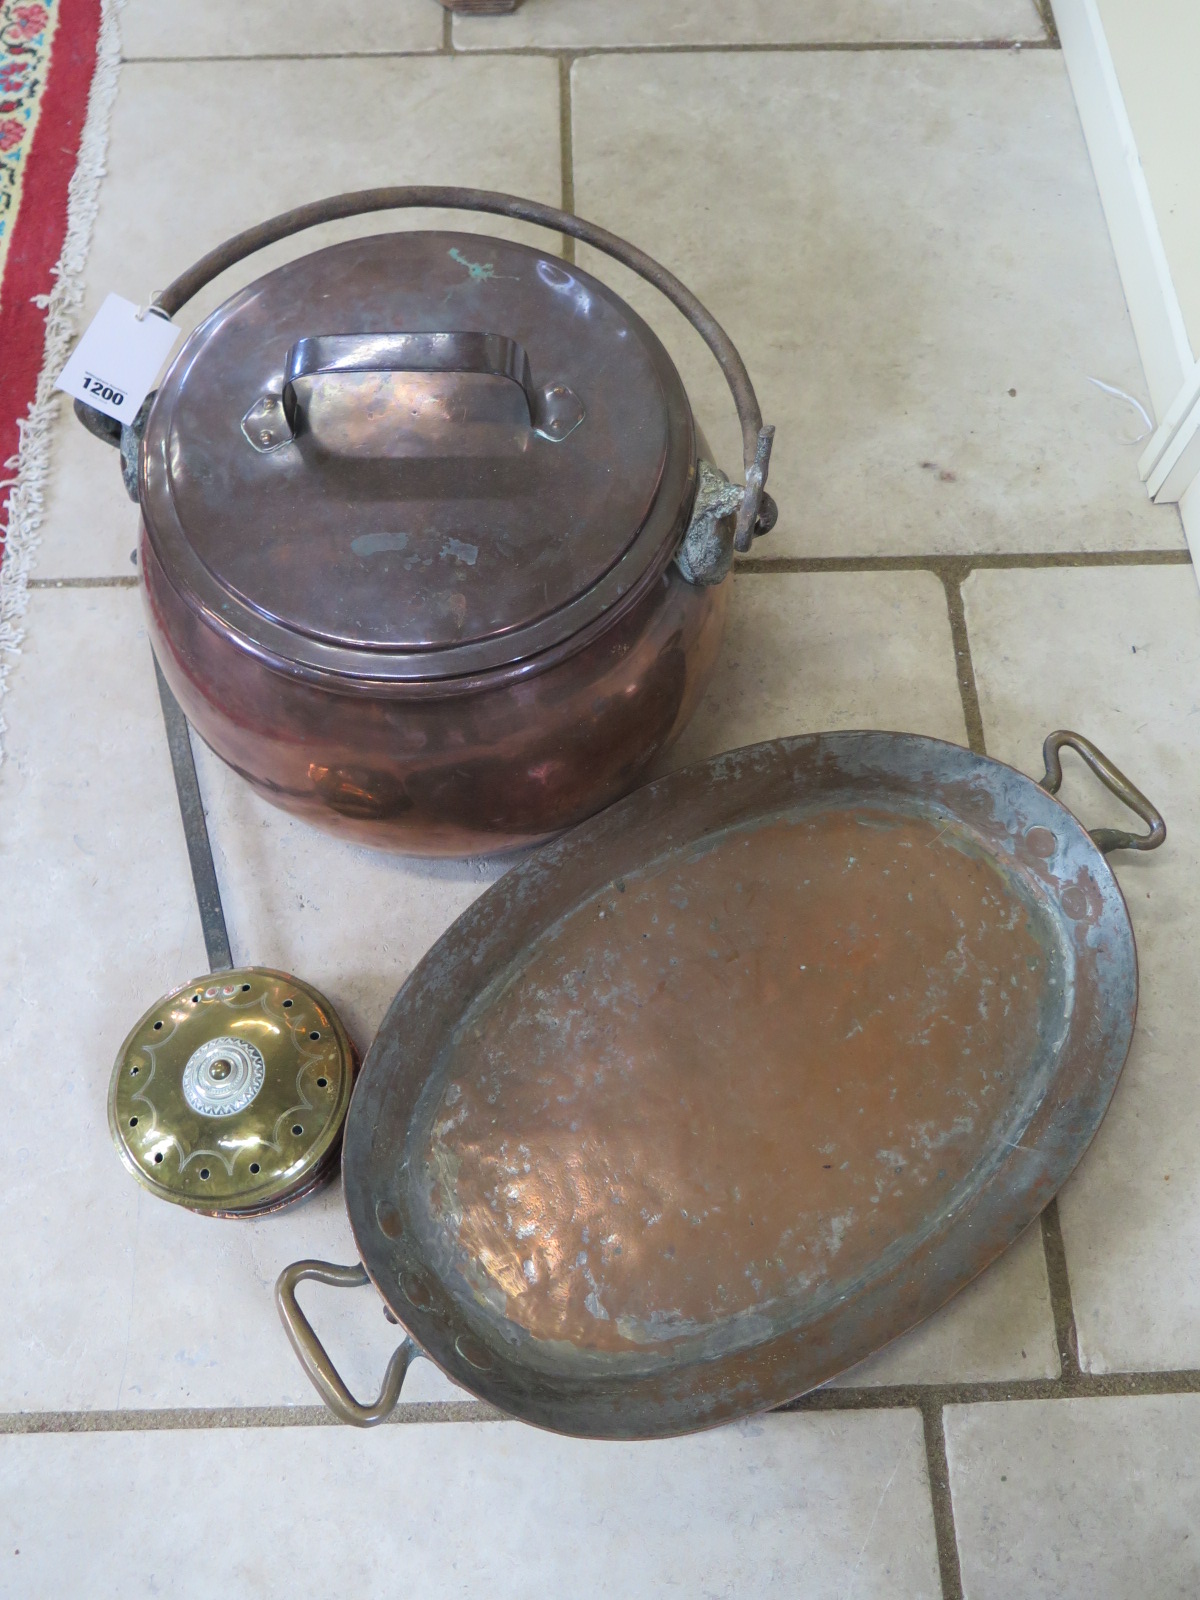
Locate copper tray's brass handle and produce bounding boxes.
[1039,730,1166,855]
[275,1259,415,1427]
[242,331,585,453]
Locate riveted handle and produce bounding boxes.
[243,332,585,454]
[1039,730,1166,855]
[275,1258,415,1427]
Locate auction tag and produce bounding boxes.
[55,294,180,425]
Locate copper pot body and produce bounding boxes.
[127,227,752,858]
[143,528,727,856]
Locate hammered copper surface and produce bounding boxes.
[343,733,1141,1437]
[423,810,1051,1355]
[109,967,355,1216]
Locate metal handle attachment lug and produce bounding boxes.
[676,447,779,586]
[74,393,155,503]
[1039,729,1166,855]
[275,1258,416,1427]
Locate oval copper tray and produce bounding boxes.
[278,730,1164,1437]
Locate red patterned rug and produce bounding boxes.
[0,0,116,751]
[0,0,101,559]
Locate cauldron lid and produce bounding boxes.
[140,232,695,682]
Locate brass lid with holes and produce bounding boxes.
[108,968,355,1217]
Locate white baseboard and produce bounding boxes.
[1052,0,1194,421]
[1179,475,1200,554]
[1053,0,1200,569]
[1142,371,1200,501]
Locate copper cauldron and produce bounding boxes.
[76,188,776,855]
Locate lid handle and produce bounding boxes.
[241,330,585,453]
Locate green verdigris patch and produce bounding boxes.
[448,246,497,281]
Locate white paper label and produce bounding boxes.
[55,294,180,425]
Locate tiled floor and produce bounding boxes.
[4,0,1199,1593]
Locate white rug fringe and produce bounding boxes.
[0,0,125,761]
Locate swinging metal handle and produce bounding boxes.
[1039,730,1166,855]
[152,185,776,544]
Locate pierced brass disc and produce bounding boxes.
[109,968,355,1217]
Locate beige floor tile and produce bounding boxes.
[39,55,562,578]
[0,589,212,1409]
[455,0,1044,48]
[964,563,1200,1373]
[101,1173,469,1409]
[945,1395,1200,1598]
[0,1412,942,1597]
[0,594,461,1412]
[571,52,1178,560]
[836,1224,1057,1385]
[35,410,140,582]
[121,0,442,59]
[663,570,966,772]
[190,739,505,1051]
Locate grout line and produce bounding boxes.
[118,39,1057,66]
[947,557,1088,1396]
[734,549,1193,575]
[940,559,1087,1381]
[558,54,576,263]
[939,564,987,756]
[946,555,1090,1391]
[7,1367,1200,1438]
[785,1366,1200,1410]
[476,37,1057,58]
[1035,0,1061,47]
[0,1399,505,1435]
[442,6,453,51]
[1041,1198,1083,1380]
[28,551,1191,591]
[27,574,139,588]
[153,658,234,972]
[922,1403,965,1600]
[117,51,440,65]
